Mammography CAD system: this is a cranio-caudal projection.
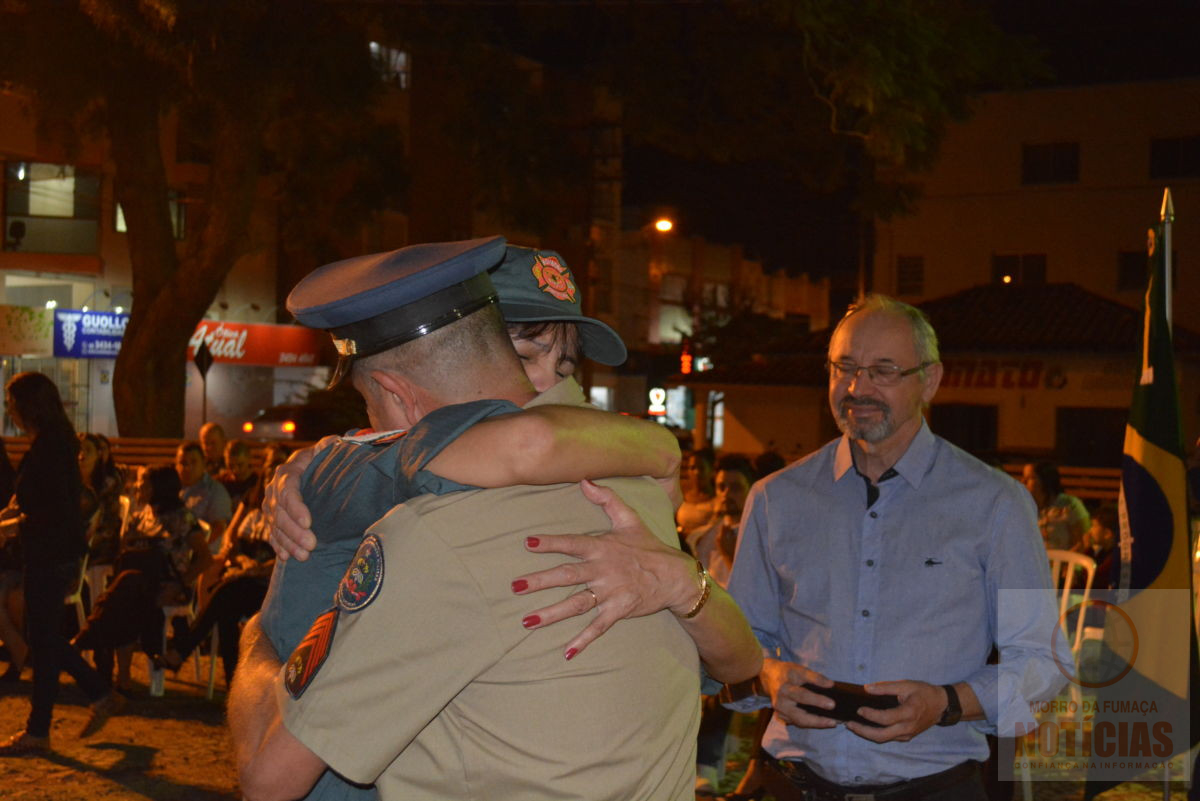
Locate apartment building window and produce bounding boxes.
[4,162,100,254]
[1021,142,1079,185]
[115,191,187,240]
[896,255,924,295]
[369,42,409,89]
[659,273,686,303]
[702,282,730,309]
[992,253,1046,284]
[1150,134,1200,179]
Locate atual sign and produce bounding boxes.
[187,321,324,368]
[49,310,325,367]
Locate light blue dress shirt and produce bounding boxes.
[727,422,1068,786]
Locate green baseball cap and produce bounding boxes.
[491,245,627,366]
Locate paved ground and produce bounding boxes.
[0,658,239,800]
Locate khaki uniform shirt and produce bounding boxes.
[279,381,700,801]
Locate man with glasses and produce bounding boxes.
[723,294,1067,801]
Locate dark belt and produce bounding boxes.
[766,755,981,801]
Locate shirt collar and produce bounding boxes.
[832,419,937,490]
[524,376,586,409]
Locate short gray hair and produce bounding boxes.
[830,294,940,365]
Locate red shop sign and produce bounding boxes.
[188,321,324,368]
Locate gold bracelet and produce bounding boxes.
[676,559,711,619]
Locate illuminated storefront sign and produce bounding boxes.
[188,321,324,367]
[46,309,324,367]
[54,310,128,358]
[648,387,667,416]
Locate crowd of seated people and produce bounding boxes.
[157,443,289,686]
[0,426,286,699]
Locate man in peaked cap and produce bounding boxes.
[232,237,715,801]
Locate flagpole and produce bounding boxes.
[1161,188,1174,332]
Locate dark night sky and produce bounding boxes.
[620,0,1200,278]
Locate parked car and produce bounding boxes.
[241,389,368,442]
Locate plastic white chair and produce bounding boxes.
[1046,549,1097,656]
[64,549,91,632]
[1019,550,1097,801]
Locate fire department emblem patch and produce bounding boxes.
[336,534,384,613]
[285,607,338,699]
[532,253,577,303]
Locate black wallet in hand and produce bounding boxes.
[796,680,899,727]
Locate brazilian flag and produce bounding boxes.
[1085,214,1199,799]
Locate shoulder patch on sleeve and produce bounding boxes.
[336,534,385,613]
[285,607,339,699]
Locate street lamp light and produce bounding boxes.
[654,218,673,233]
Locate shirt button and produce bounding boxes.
[866,559,875,567]
[855,776,864,782]
[869,511,878,518]
[861,609,870,617]
[857,664,865,671]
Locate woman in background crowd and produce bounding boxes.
[79,432,124,595]
[1022,460,1090,550]
[676,446,717,535]
[0,372,122,753]
[74,465,210,692]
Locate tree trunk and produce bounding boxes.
[110,82,267,436]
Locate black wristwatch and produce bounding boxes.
[936,684,962,726]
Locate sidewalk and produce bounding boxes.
[0,657,239,801]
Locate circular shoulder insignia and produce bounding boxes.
[336,534,385,613]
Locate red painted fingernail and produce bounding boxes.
[522,615,541,629]
[564,648,578,661]
[511,579,528,593]
[525,537,540,548]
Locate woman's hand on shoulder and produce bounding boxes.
[511,480,700,660]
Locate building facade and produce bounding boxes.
[0,87,330,438]
[873,79,1199,327]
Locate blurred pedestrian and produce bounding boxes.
[0,372,123,754]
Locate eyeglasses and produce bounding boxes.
[826,360,933,387]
